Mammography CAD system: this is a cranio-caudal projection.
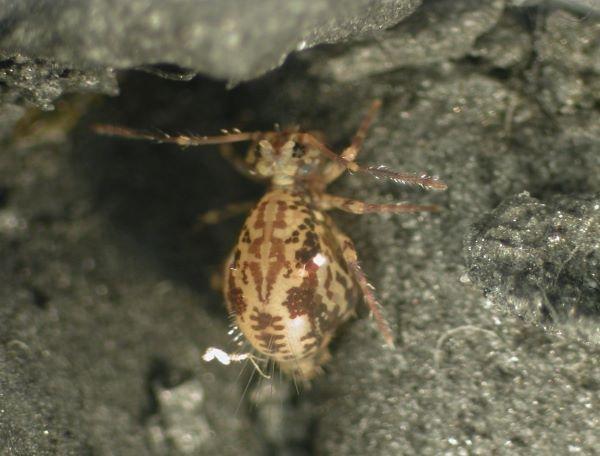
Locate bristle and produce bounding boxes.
[365,165,448,190]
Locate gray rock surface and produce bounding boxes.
[308,0,506,81]
[465,192,600,340]
[0,0,420,96]
[1,1,599,455]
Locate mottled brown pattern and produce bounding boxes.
[316,302,344,335]
[226,277,247,318]
[294,230,320,265]
[241,228,251,244]
[296,299,344,355]
[284,229,300,244]
[323,215,348,272]
[264,201,288,299]
[255,332,286,353]
[282,272,318,319]
[247,202,266,257]
[240,262,249,285]
[223,188,362,379]
[249,307,284,331]
[232,248,241,268]
[247,261,265,302]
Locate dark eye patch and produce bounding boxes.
[292,143,306,158]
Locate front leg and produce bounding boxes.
[333,227,396,348]
[219,143,266,182]
[321,99,382,184]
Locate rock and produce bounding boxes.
[465,192,600,340]
[307,0,505,81]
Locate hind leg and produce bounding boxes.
[194,200,256,231]
[332,227,395,348]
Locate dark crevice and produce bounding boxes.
[0,185,10,207]
[29,286,49,309]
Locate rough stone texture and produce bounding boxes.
[0,52,118,137]
[1,1,599,455]
[512,0,600,17]
[0,54,118,111]
[534,8,600,114]
[0,0,420,96]
[308,0,506,81]
[465,192,600,340]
